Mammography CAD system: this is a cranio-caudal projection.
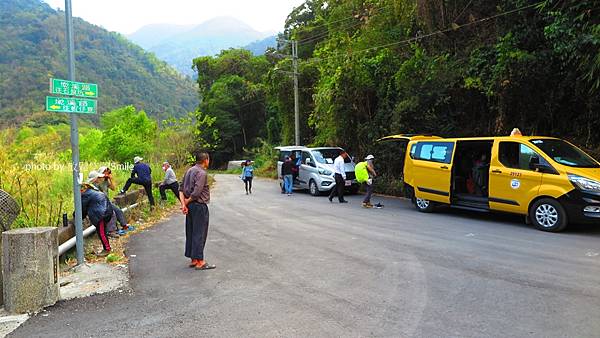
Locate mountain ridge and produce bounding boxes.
[128,16,275,76]
[0,0,198,126]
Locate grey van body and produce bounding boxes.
[276,146,358,196]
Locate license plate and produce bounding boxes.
[345,180,352,186]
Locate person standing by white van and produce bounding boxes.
[328,150,349,203]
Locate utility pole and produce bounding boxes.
[65,0,85,265]
[292,40,300,146]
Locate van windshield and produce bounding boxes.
[530,139,600,168]
[312,149,342,164]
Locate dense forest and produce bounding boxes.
[193,0,599,169]
[0,0,198,126]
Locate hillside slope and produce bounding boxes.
[0,0,198,125]
[243,36,277,55]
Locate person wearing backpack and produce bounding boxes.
[356,155,377,208]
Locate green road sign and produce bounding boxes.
[50,78,98,98]
[46,96,97,114]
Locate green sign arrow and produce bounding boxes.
[50,78,98,98]
[46,96,97,114]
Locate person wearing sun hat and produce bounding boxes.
[119,156,155,206]
[91,168,135,235]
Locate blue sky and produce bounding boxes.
[43,0,306,34]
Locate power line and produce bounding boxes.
[312,1,545,63]
[453,0,474,23]
[235,97,266,110]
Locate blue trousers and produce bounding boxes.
[284,175,293,194]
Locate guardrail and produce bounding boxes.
[57,188,147,256]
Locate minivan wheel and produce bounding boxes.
[529,198,568,232]
[415,197,435,213]
[309,180,320,196]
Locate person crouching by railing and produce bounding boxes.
[92,169,134,236]
[159,162,180,202]
[80,182,113,257]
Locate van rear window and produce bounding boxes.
[411,142,454,164]
[278,151,291,162]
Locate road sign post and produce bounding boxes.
[65,0,85,265]
[43,2,99,265]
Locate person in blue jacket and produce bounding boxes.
[119,156,155,206]
[80,183,113,256]
[241,160,254,194]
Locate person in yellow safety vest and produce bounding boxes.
[355,155,377,208]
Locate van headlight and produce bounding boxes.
[568,174,600,192]
[319,168,333,176]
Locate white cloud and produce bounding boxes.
[43,0,305,34]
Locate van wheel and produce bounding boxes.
[529,198,568,232]
[415,198,435,213]
[309,180,320,196]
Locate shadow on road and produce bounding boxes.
[440,206,600,236]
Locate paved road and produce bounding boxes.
[11,175,600,337]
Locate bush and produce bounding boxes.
[246,139,278,179]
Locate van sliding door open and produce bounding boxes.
[410,141,455,204]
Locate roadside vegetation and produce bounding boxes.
[0,106,191,228]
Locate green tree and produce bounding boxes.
[99,106,157,163]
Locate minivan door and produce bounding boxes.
[376,134,443,187]
[410,141,455,203]
[488,141,543,214]
[277,150,290,179]
[298,151,315,188]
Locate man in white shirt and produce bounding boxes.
[328,150,349,203]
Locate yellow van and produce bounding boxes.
[380,134,600,232]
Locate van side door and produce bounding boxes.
[488,141,544,214]
[277,150,291,179]
[410,141,455,204]
[298,151,315,187]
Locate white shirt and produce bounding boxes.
[333,156,346,179]
[163,167,177,185]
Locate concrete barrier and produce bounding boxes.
[3,227,59,314]
[227,160,245,171]
[113,188,145,208]
[57,219,91,246]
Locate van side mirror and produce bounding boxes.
[528,156,540,170]
[533,163,557,174]
[529,157,557,174]
[305,158,311,165]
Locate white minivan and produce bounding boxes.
[276,146,359,196]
